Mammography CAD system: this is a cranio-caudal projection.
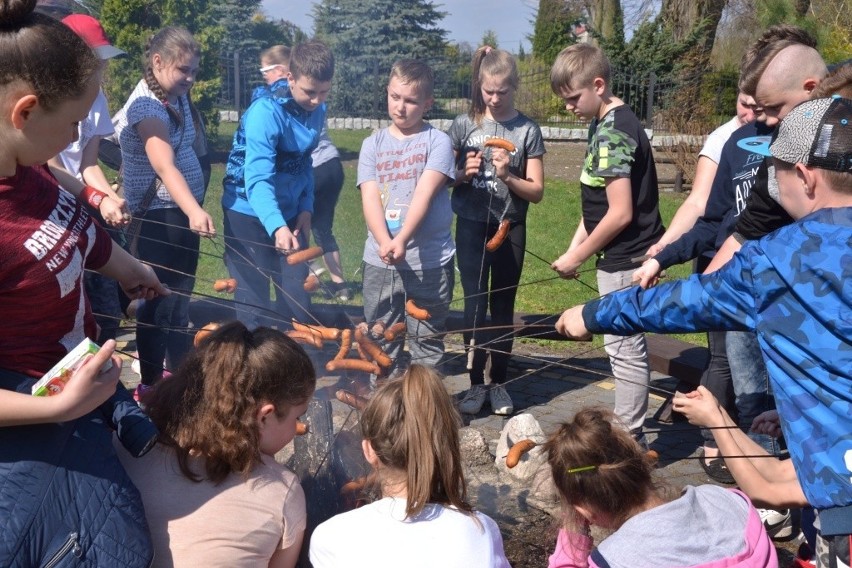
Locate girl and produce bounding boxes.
[544,407,777,567]
[309,365,511,567]
[115,26,216,384]
[0,0,167,564]
[448,46,545,416]
[118,321,316,567]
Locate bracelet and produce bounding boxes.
[80,185,108,209]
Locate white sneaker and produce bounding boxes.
[489,384,514,415]
[758,508,793,540]
[458,385,487,414]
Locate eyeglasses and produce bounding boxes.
[259,64,284,75]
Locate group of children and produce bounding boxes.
[1,0,849,565]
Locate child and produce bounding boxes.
[0,1,168,564]
[222,41,334,328]
[309,365,511,567]
[258,45,351,301]
[550,44,664,445]
[544,407,776,567]
[51,13,131,343]
[556,97,852,565]
[449,46,545,415]
[118,321,316,567]
[357,59,455,377]
[115,26,215,384]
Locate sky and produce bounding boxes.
[261,0,539,52]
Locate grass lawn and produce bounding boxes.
[197,123,704,347]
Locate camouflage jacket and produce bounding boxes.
[582,207,852,512]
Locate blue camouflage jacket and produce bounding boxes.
[583,207,852,514]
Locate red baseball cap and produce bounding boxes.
[62,14,126,60]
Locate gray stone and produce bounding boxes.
[459,427,492,467]
[494,414,548,480]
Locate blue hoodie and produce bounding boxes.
[222,78,324,236]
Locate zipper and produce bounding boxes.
[43,532,82,568]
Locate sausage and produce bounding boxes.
[354,340,368,361]
[296,421,309,435]
[334,329,353,360]
[286,246,324,265]
[405,299,431,321]
[484,137,516,153]
[383,322,407,342]
[485,219,510,252]
[340,476,368,495]
[645,449,659,465]
[292,320,341,341]
[286,330,323,349]
[506,439,537,468]
[303,274,320,292]
[333,387,371,410]
[193,322,221,347]
[354,329,393,368]
[327,359,381,377]
[212,278,237,293]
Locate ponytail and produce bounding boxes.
[361,365,473,519]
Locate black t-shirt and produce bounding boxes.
[734,158,793,240]
[580,105,664,271]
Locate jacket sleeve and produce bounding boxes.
[653,149,734,269]
[243,98,288,236]
[583,244,760,335]
[548,529,593,568]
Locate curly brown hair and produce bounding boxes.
[143,321,316,483]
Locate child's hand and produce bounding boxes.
[460,151,482,183]
[751,410,783,439]
[491,148,511,180]
[632,258,662,289]
[275,225,301,253]
[49,340,122,422]
[292,211,312,242]
[672,386,724,427]
[646,241,666,257]
[551,251,581,279]
[555,305,592,340]
[189,208,216,237]
[121,262,170,301]
[100,196,132,228]
[380,238,406,265]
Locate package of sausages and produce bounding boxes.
[31,338,113,397]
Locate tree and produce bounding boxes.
[314,0,449,117]
[482,29,499,49]
[100,0,224,131]
[531,0,578,62]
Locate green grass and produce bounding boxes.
[195,124,704,347]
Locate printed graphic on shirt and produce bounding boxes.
[373,141,429,232]
[733,152,765,217]
[580,113,638,188]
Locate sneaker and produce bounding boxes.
[489,384,514,415]
[458,385,487,414]
[759,508,794,541]
[327,281,352,302]
[699,450,736,484]
[308,261,326,278]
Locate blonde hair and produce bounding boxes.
[389,58,434,98]
[261,44,290,67]
[551,43,611,94]
[469,45,518,123]
[360,365,472,519]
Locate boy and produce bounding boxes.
[556,97,852,567]
[549,44,664,445]
[358,59,455,377]
[222,41,334,329]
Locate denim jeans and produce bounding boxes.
[361,261,453,375]
[311,158,344,253]
[699,331,736,448]
[223,209,310,330]
[726,330,778,454]
[598,268,651,435]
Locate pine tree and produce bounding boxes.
[314,0,449,117]
[531,0,577,63]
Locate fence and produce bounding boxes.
[218,51,738,134]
